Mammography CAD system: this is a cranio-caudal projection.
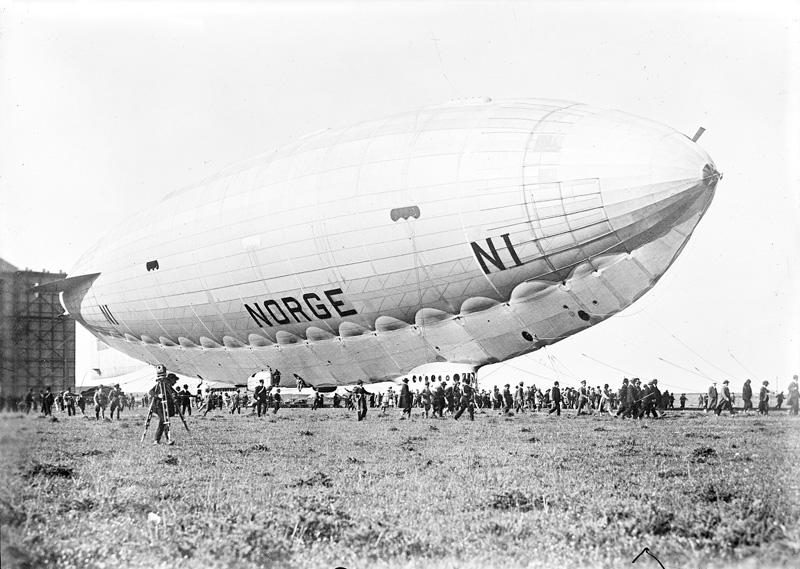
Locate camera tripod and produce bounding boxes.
[140,366,190,443]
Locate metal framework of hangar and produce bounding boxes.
[0,258,75,398]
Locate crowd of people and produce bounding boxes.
[2,374,798,422]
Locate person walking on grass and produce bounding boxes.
[63,388,76,416]
[108,384,123,420]
[230,389,241,414]
[679,393,687,410]
[706,382,718,413]
[254,379,268,417]
[453,376,475,421]
[742,379,753,414]
[399,378,412,420]
[715,379,735,416]
[353,380,368,421]
[758,381,770,415]
[93,385,107,420]
[576,380,591,415]
[514,382,526,414]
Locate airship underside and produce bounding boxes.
[58,98,720,387]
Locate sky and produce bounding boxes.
[1,0,798,395]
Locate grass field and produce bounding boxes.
[1,405,798,569]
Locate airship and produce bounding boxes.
[48,97,721,389]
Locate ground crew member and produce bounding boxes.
[149,368,178,445]
[615,378,629,417]
[548,381,562,416]
[502,384,513,414]
[63,388,76,416]
[353,380,368,421]
[399,378,412,419]
[454,376,475,421]
[707,382,718,412]
[108,384,123,420]
[679,393,687,409]
[178,385,192,416]
[787,375,799,416]
[254,379,268,417]
[272,389,282,414]
[742,379,753,413]
[758,381,770,414]
[514,382,526,413]
[715,379,734,415]
[230,389,241,414]
[629,378,641,419]
[421,382,432,418]
[576,380,591,415]
[93,385,107,420]
[433,380,445,417]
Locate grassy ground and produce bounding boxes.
[1,405,798,569]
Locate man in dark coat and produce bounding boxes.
[615,378,630,418]
[548,381,562,416]
[254,379,268,417]
[399,378,412,419]
[742,379,753,413]
[352,381,368,421]
[707,382,718,413]
[758,381,770,414]
[149,368,179,445]
[454,376,475,421]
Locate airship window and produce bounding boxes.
[390,206,421,222]
[146,260,160,272]
[578,310,590,321]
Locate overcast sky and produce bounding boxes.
[1,0,798,394]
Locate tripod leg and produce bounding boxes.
[140,401,156,443]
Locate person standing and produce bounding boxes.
[230,389,241,414]
[679,393,687,410]
[149,367,178,445]
[454,376,475,421]
[715,380,734,416]
[706,382,718,413]
[421,382,432,418]
[514,382,526,414]
[254,379,268,417]
[63,388,76,416]
[615,378,630,418]
[741,379,753,414]
[353,380,368,421]
[41,387,55,416]
[502,384,513,414]
[576,380,591,415]
[179,385,193,416]
[548,381,562,416]
[399,378,412,420]
[776,392,784,409]
[629,378,642,419]
[108,384,123,420]
[272,388,282,414]
[93,385,107,420]
[758,381,770,415]
[787,375,799,416]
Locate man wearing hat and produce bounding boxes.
[454,375,475,421]
[108,383,123,420]
[742,379,753,414]
[714,380,734,416]
[399,378,412,419]
[353,380,368,421]
[514,382,526,414]
[706,382,718,413]
[576,380,591,416]
[758,381,770,415]
[502,384,514,414]
[254,379,268,417]
[548,381,562,416]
